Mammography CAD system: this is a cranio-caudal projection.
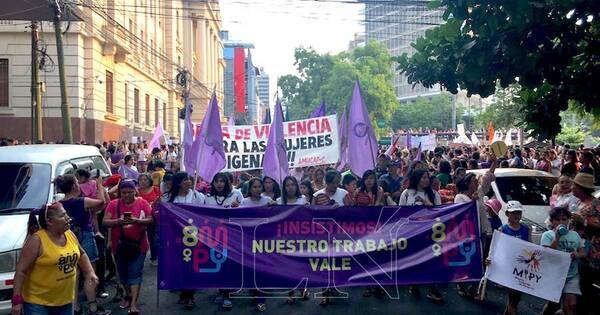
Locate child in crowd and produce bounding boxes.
[541,207,586,315]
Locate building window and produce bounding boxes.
[105,71,114,113]
[134,88,140,123]
[154,98,159,127]
[0,59,8,107]
[124,83,129,121]
[163,101,167,131]
[145,94,150,126]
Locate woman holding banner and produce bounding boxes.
[205,173,240,310]
[312,168,326,191]
[241,178,275,206]
[299,180,315,204]
[262,176,281,201]
[277,176,308,206]
[399,169,443,302]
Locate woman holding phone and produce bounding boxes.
[103,180,153,315]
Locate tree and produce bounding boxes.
[556,126,596,147]
[278,42,397,135]
[474,83,525,130]
[395,0,600,140]
[391,93,463,131]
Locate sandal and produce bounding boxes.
[302,289,309,300]
[120,296,132,309]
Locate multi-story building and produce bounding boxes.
[221,31,260,125]
[256,68,270,113]
[363,0,443,102]
[0,0,223,143]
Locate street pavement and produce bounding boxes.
[94,258,547,315]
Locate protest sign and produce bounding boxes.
[158,202,483,290]
[220,115,339,171]
[486,231,571,302]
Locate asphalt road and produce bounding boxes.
[90,258,548,315]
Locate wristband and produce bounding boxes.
[11,294,24,306]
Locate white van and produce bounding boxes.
[0,145,110,313]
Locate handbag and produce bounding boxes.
[115,200,145,262]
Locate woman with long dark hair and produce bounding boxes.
[204,173,240,310]
[262,176,281,201]
[355,170,384,206]
[160,172,204,309]
[277,176,307,205]
[299,180,314,204]
[241,178,274,206]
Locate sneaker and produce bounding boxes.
[426,288,444,303]
[222,299,233,310]
[97,290,109,299]
[257,303,266,312]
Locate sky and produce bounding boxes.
[219,0,364,109]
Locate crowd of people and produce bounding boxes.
[8,137,600,315]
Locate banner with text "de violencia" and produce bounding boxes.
[220,115,339,171]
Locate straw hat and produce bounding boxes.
[574,172,595,190]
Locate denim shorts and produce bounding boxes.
[77,230,99,263]
[116,253,146,285]
[24,302,73,315]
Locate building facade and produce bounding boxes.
[364,0,443,102]
[0,0,223,143]
[256,68,269,113]
[221,31,260,125]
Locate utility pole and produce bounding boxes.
[52,0,73,143]
[31,21,43,142]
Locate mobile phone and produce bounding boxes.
[124,212,132,220]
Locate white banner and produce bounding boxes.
[220,115,339,171]
[486,231,571,303]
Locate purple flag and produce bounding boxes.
[406,129,412,149]
[149,122,165,150]
[190,92,226,182]
[414,142,422,162]
[182,99,195,173]
[347,81,377,176]
[118,164,139,180]
[263,100,288,184]
[309,101,326,118]
[337,108,348,171]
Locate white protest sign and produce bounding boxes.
[221,115,339,171]
[486,231,571,303]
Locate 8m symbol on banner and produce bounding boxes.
[181,219,229,273]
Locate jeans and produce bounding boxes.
[116,252,146,285]
[24,302,73,315]
[76,230,99,263]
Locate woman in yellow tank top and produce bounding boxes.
[10,203,99,315]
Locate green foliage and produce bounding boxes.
[278,42,398,135]
[474,83,525,130]
[556,126,590,147]
[395,0,600,140]
[391,93,461,130]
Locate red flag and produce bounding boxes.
[487,122,495,143]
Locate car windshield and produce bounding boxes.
[495,176,556,206]
[0,163,51,211]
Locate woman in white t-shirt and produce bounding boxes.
[241,178,275,206]
[161,172,205,204]
[398,169,444,303]
[136,143,149,173]
[312,170,349,207]
[277,176,308,205]
[399,169,441,207]
[205,173,242,208]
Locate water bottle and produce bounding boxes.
[558,224,568,236]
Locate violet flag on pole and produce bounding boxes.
[182,98,195,173]
[336,108,348,171]
[148,122,165,150]
[263,100,288,184]
[347,81,378,177]
[190,91,226,182]
[309,101,326,118]
[414,142,422,162]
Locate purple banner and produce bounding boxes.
[157,202,482,290]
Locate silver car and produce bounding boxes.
[467,168,558,244]
[0,145,110,314]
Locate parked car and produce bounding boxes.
[467,168,558,244]
[0,145,110,314]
